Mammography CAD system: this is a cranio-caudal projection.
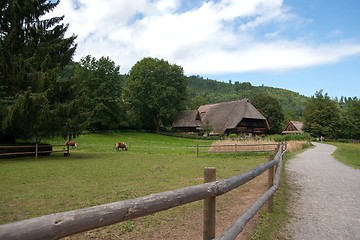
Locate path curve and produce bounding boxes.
[285,142,360,239]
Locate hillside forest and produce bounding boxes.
[1,0,360,143]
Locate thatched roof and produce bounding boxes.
[172,110,203,128]
[198,99,269,135]
[282,121,304,134]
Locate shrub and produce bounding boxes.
[227,133,237,139]
[266,133,311,142]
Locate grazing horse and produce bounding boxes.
[65,140,78,149]
[115,142,128,151]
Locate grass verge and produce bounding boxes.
[331,142,360,169]
[250,142,311,240]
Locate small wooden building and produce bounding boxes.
[282,121,304,134]
[172,99,270,135]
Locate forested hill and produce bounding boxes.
[186,75,309,121]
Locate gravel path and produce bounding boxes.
[285,142,360,240]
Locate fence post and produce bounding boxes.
[197,144,199,157]
[267,154,275,213]
[203,167,216,240]
[35,143,38,159]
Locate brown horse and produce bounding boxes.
[65,140,78,149]
[115,142,128,151]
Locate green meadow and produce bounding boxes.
[0,132,271,239]
[332,142,360,169]
[7,134,357,239]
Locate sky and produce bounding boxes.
[48,0,360,98]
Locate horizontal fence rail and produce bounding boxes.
[192,143,279,156]
[0,144,285,240]
[217,145,284,239]
[0,144,69,158]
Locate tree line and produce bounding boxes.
[188,77,360,140]
[1,0,359,143]
[303,90,360,140]
[0,0,187,143]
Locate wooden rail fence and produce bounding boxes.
[0,143,286,240]
[193,143,279,157]
[0,144,70,158]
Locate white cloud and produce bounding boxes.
[48,0,360,75]
[181,41,360,74]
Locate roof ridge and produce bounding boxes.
[200,98,248,108]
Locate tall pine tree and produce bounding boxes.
[0,0,78,142]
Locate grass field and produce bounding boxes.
[0,132,275,239]
[331,142,360,169]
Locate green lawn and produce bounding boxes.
[332,142,360,169]
[0,132,271,238]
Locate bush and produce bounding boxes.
[227,134,237,139]
[266,133,311,142]
[335,139,360,143]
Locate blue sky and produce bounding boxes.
[49,0,360,98]
[210,0,360,98]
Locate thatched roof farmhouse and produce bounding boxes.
[172,99,270,135]
[171,110,203,132]
[282,121,304,134]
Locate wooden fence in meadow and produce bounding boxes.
[0,143,286,240]
[193,143,279,157]
[0,144,70,158]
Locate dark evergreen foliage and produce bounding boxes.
[0,0,78,142]
[338,97,360,139]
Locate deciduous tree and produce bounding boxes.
[75,55,126,131]
[340,97,360,139]
[250,94,285,134]
[123,57,187,131]
[303,90,341,138]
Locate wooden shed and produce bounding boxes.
[282,121,304,134]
